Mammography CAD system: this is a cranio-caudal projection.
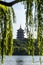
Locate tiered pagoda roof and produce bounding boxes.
[17,25,24,40]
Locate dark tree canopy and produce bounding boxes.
[0,0,25,6]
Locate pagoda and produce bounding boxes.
[17,25,24,40]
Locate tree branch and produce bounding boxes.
[0,0,25,6]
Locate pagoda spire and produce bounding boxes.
[20,25,21,29]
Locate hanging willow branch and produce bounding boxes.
[0,5,15,64]
[37,0,43,55]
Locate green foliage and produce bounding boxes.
[23,0,35,55]
[0,4,15,63]
[37,0,43,55]
[27,33,35,55]
[23,0,43,55]
[13,39,28,55]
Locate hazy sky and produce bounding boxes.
[13,3,27,39]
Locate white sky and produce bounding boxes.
[13,3,27,39]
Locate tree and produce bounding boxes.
[0,4,15,64]
[37,0,43,55]
[0,0,43,64]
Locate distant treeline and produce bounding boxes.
[13,39,39,55]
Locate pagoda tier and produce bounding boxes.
[17,25,24,40]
